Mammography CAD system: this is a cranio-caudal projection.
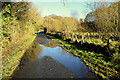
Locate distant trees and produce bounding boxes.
[42,16,79,33]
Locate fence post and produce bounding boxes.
[81,35,84,45]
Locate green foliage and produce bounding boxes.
[2,2,42,78]
[111,52,120,65]
[2,35,36,78]
[2,2,42,41]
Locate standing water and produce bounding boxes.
[12,34,97,78]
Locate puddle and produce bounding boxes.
[13,34,97,78]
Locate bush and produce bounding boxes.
[111,52,120,65]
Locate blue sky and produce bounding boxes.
[31,0,116,20]
[32,2,92,21]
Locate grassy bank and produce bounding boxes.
[45,34,120,80]
[2,2,42,79]
[47,31,119,54]
[2,34,37,79]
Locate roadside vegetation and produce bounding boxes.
[1,2,42,79]
[1,1,120,80]
[45,34,119,79]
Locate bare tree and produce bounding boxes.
[87,1,119,56]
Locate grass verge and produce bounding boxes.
[45,34,120,80]
[2,34,37,79]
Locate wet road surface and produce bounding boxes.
[12,34,98,78]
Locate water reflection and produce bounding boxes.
[36,35,96,78]
[34,34,51,45]
[22,42,43,62]
[15,34,97,78]
[22,34,52,63]
[44,41,58,48]
[38,45,90,78]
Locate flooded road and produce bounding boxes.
[12,34,97,78]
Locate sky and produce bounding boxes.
[32,2,92,21]
[31,0,117,21]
